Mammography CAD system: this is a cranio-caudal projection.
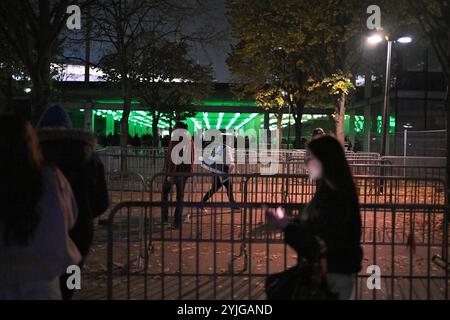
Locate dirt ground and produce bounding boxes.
[73,195,449,300]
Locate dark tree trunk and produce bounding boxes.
[152,111,160,147]
[120,77,131,173]
[335,93,347,146]
[30,63,50,123]
[293,99,304,149]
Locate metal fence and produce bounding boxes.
[145,173,445,206]
[97,148,445,181]
[106,201,449,300]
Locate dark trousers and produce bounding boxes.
[161,176,187,228]
[203,176,235,203]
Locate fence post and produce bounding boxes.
[403,129,407,176]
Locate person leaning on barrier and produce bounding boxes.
[0,115,81,300]
[35,105,109,300]
[269,136,362,300]
[161,121,195,230]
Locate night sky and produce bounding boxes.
[63,0,233,83]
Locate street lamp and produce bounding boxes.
[367,33,412,156]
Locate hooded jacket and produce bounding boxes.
[36,106,109,257]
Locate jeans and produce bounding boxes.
[203,176,235,203]
[327,273,355,300]
[161,176,187,228]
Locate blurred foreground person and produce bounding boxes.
[36,105,109,299]
[161,122,194,229]
[269,136,362,300]
[0,115,81,300]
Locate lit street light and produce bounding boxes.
[367,33,412,156]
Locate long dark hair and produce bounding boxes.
[307,136,358,203]
[0,115,43,245]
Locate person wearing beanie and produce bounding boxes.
[269,136,362,300]
[36,105,109,300]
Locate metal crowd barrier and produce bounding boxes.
[97,147,445,182]
[145,173,446,206]
[106,201,449,300]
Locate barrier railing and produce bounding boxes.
[106,201,449,300]
[145,173,446,206]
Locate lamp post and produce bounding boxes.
[367,34,412,156]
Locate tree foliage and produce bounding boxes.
[136,38,213,144]
[227,0,370,145]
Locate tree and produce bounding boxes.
[90,0,163,164]
[227,0,368,147]
[90,0,219,170]
[0,34,27,114]
[290,0,367,145]
[0,1,89,122]
[136,38,213,146]
[227,0,315,148]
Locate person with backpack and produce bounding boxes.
[36,105,109,300]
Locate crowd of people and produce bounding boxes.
[0,105,109,300]
[96,132,169,148]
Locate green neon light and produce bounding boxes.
[226,113,241,130]
[376,115,396,134]
[200,100,256,107]
[93,99,141,105]
[355,116,364,133]
[191,118,202,130]
[88,109,173,130]
[203,112,211,129]
[216,112,224,129]
[235,113,258,130]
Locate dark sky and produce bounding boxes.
[63,0,233,83]
[189,0,233,82]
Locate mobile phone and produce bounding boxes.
[275,207,285,219]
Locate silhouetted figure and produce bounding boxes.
[0,115,80,300]
[36,105,109,300]
[161,122,194,229]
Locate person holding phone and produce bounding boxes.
[269,136,362,300]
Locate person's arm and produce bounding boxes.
[53,167,82,264]
[284,220,320,261]
[285,196,358,261]
[268,207,319,260]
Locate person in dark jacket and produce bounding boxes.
[270,136,362,300]
[161,122,195,229]
[36,105,109,300]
